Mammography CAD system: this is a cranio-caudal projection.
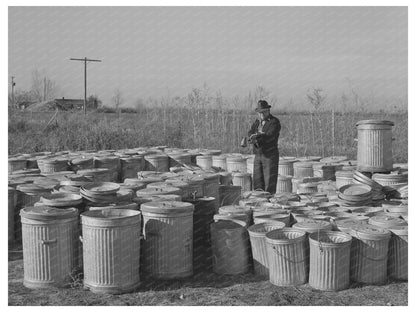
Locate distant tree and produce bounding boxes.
[30,69,59,102]
[87,94,102,109]
[9,89,36,108]
[307,88,326,111]
[112,89,123,111]
[306,87,327,156]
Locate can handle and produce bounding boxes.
[41,239,57,245]
[79,236,83,243]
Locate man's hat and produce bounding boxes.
[255,100,271,112]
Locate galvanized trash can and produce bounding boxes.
[356,120,394,173]
[308,231,353,291]
[210,219,250,275]
[81,209,141,294]
[349,224,391,284]
[184,197,216,273]
[266,228,308,286]
[20,206,79,289]
[141,201,194,279]
[248,222,285,277]
[387,226,408,280]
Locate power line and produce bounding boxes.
[69,57,102,115]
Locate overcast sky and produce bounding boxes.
[8,6,407,110]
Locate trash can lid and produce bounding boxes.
[350,223,391,240]
[292,220,332,233]
[368,215,407,228]
[355,119,394,126]
[20,206,79,221]
[141,201,194,214]
[16,184,53,193]
[40,193,83,207]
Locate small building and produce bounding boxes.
[54,98,86,110]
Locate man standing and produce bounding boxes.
[248,100,281,194]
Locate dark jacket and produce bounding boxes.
[248,114,281,156]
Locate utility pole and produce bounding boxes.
[11,76,16,109]
[70,57,101,115]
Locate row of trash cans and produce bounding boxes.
[20,202,407,294]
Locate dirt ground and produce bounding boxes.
[8,249,407,306]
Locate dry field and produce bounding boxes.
[8,108,408,162]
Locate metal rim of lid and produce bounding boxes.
[140,201,194,214]
[309,230,353,245]
[350,223,391,240]
[368,215,407,226]
[17,184,53,192]
[339,184,372,196]
[292,219,332,230]
[219,204,251,213]
[336,170,354,177]
[81,208,141,220]
[248,222,286,235]
[40,193,82,202]
[355,119,394,127]
[265,228,307,243]
[20,206,79,220]
[81,182,120,194]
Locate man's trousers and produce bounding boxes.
[252,153,279,194]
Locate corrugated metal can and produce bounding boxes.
[199,173,220,210]
[212,155,227,171]
[248,222,286,277]
[276,175,292,193]
[20,207,79,289]
[196,155,213,170]
[219,185,242,206]
[120,156,144,180]
[349,224,391,284]
[246,156,255,175]
[335,170,354,190]
[81,209,141,294]
[168,153,192,167]
[141,201,194,279]
[266,228,308,286]
[388,226,408,280]
[144,154,169,172]
[356,120,394,173]
[184,197,216,273]
[211,220,250,274]
[226,157,247,173]
[232,172,252,193]
[278,159,296,176]
[9,157,27,174]
[308,231,352,291]
[293,162,315,178]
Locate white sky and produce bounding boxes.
[8,6,407,109]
